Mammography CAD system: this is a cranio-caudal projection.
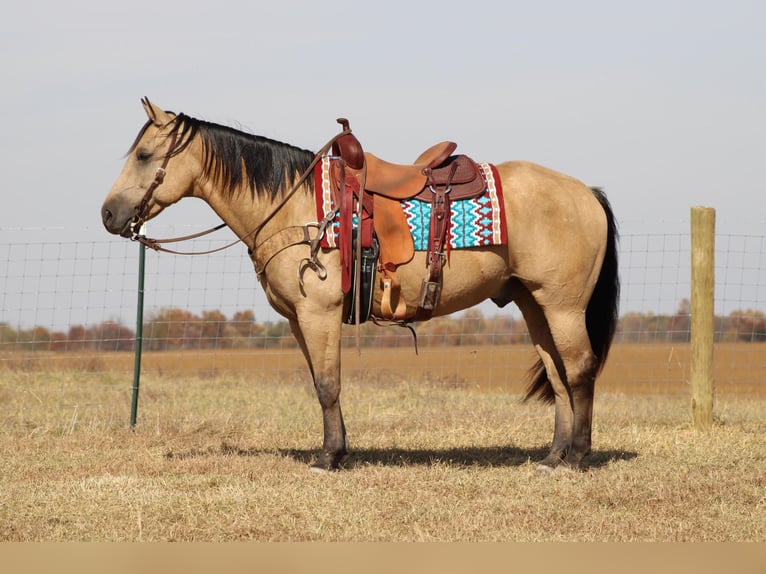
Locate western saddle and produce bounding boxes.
[329,119,488,323]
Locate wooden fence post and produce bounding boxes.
[690,206,715,430]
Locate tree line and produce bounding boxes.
[1,300,765,352]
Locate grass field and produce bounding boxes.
[0,344,764,541]
[5,342,764,396]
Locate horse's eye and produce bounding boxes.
[136,149,152,162]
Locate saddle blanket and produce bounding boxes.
[314,158,507,250]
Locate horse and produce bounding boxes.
[101,98,619,474]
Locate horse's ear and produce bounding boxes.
[141,97,173,127]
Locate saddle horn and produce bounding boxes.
[332,118,365,170]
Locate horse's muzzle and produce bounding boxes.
[101,205,134,237]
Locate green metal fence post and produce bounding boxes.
[130,226,147,430]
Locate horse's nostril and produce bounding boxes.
[102,208,113,222]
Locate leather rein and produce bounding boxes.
[129,126,352,258]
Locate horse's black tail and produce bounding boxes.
[524,187,620,403]
[585,188,620,371]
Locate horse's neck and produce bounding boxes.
[198,178,315,249]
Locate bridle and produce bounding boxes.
[129,129,179,237]
[127,122,353,261]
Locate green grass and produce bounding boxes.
[0,370,764,541]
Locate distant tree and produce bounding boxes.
[616,302,692,343]
[416,317,462,347]
[259,321,297,348]
[228,309,267,347]
[616,312,643,343]
[24,326,52,351]
[483,314,529,345]
[0,322,16,345]
[66,325,88,351]
[49,331,69,352]
[200,310,229,349]
[89,321,135,352]
[145,308,202,350]
[667,299,691,342]
[725,309,766,342]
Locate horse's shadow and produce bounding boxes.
[203,443,638,471]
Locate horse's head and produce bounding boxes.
[101,98,198,237]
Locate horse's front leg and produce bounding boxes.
[289,314,346,471]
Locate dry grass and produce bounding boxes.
[1,359,764,541]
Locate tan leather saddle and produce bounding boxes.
[329,119,488,322]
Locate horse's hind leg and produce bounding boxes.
[289,316,347,471]
[513,284,597,471]
[547,317,597,470]
[541,310,597,470]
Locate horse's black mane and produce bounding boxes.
[129,113,316,199]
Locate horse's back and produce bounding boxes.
[496,160,603,219]
[497,161,607,265]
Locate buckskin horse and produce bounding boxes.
[101,98,619,474]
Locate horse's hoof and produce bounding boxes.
[536,463,556,475]
[310,455,342,473]
[536,462,579,476]
[311,450,346,472]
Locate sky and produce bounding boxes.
[1,0,765,328]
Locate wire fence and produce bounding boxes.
[1,220,764,430]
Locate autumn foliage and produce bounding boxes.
[1,301,764,353]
